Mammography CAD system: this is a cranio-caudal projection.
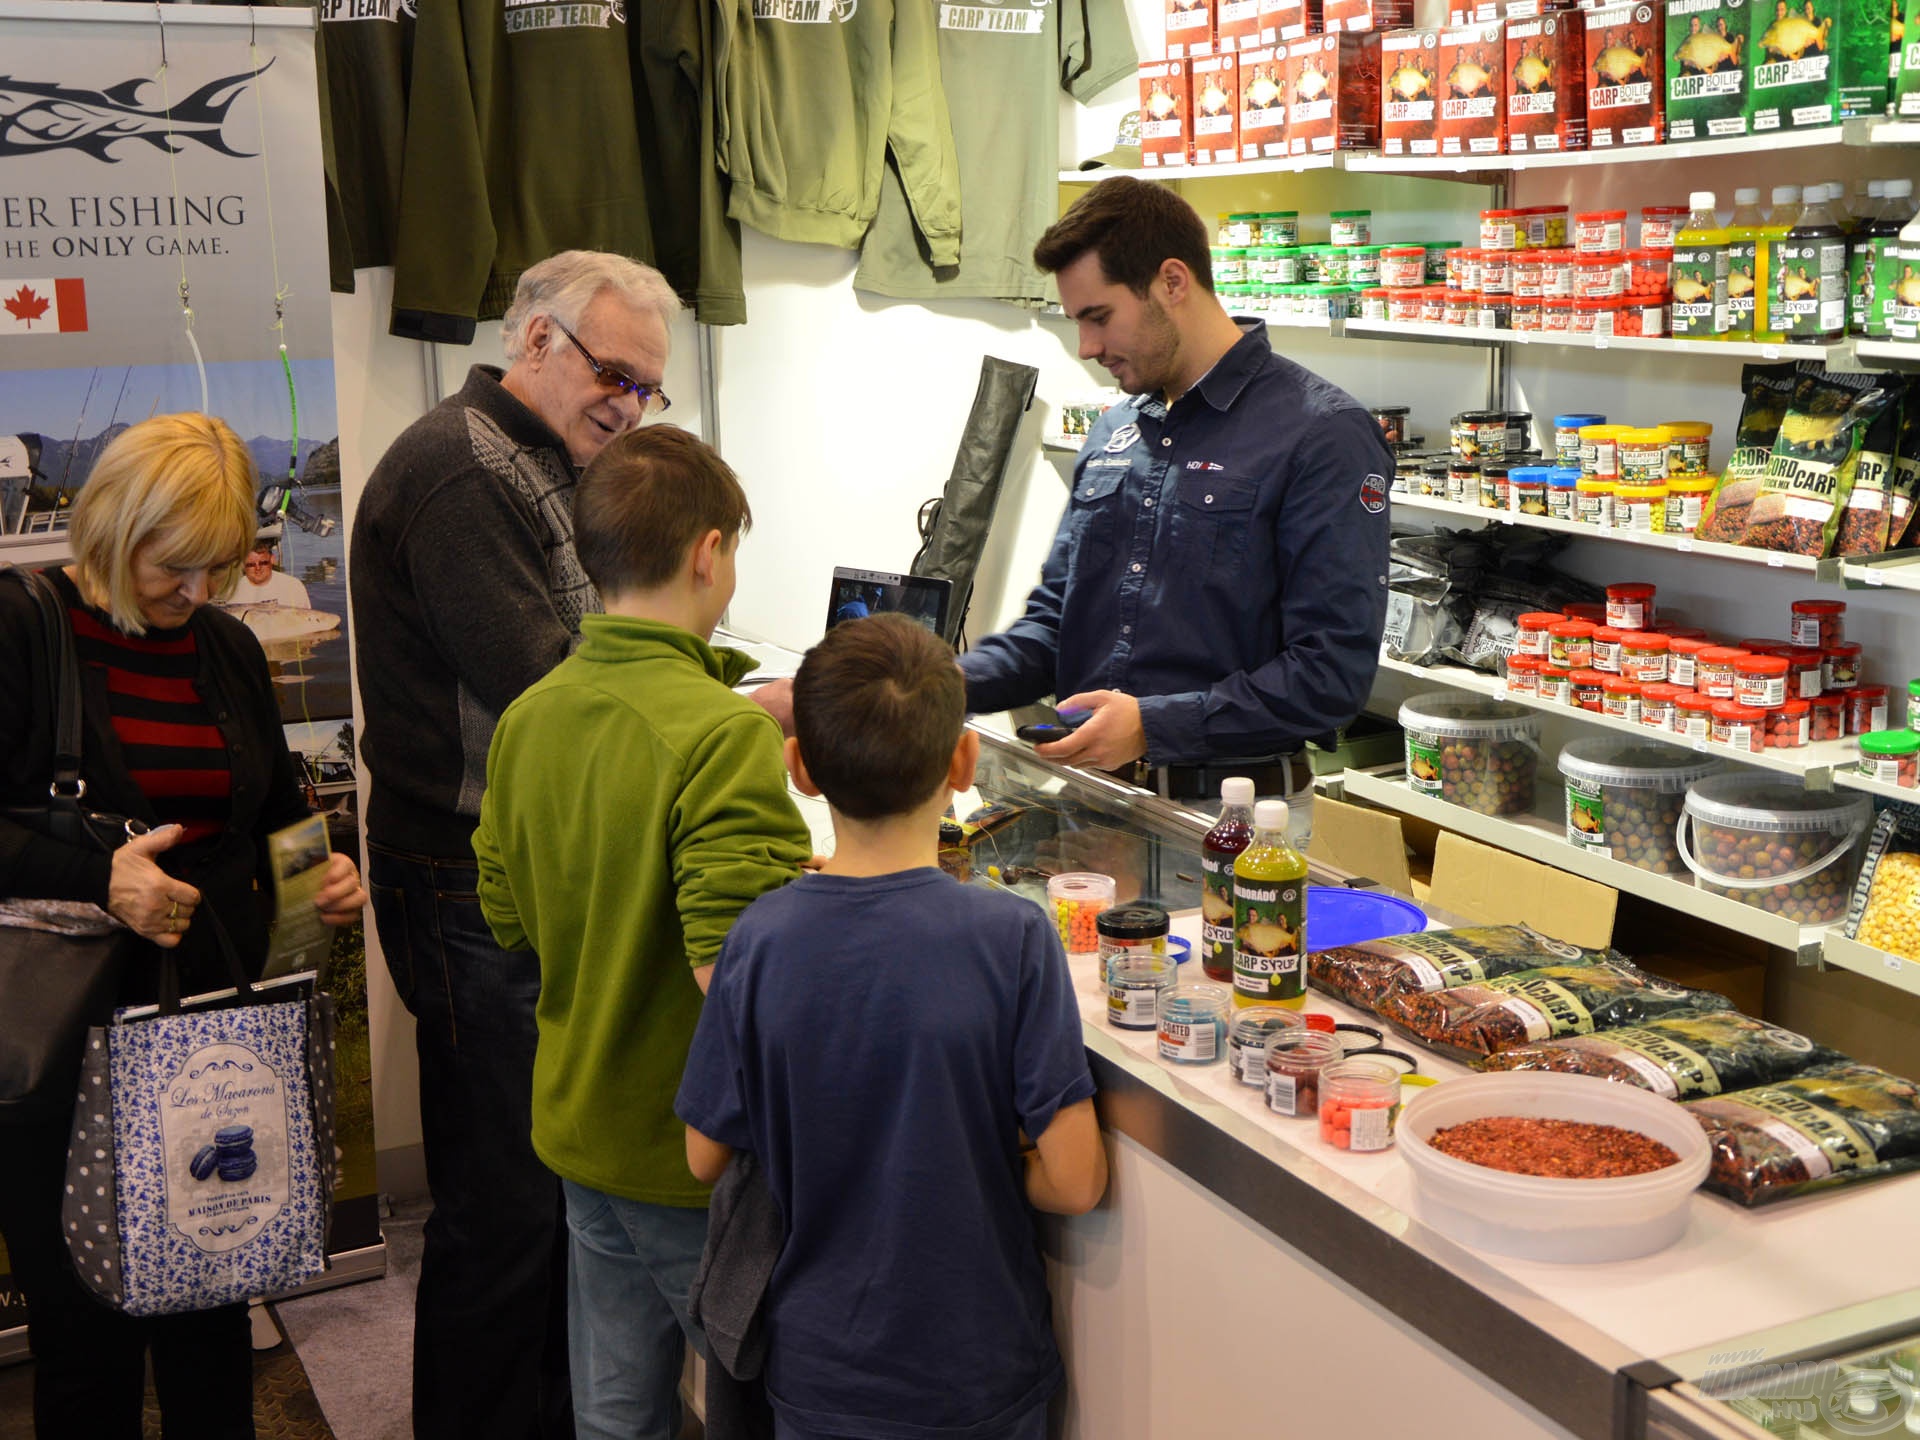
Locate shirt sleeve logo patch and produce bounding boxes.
[1359,473,1389,514]
[1103,422,1141,454]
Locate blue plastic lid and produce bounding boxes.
[1554,413,1606,428]
[1305,886,1428,953]
[1546,467,1582,487]
[1508,466,1554,483]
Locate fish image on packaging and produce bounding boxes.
[1138,60,1192,166]
[1508,9,1589,151]
[1382,28,1442,154]
[1239,46,1291,155]
[1286,31,1382,155]
[1167,0,1216,58]
[1749,0,1838,130]
[1437,20,1507,156]
[1666,0,1749,139]
[1586,1,1665,146]
[1191,53,1241,163]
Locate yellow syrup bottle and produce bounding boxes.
[1726,187,1767,344]
[1231,799,1308,1009]
[1668,190,1730,340]
[1755,184,1802,345]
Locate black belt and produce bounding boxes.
[1111,755,1311,801]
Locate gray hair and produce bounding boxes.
[500,251,682,362]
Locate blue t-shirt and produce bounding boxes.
[675,868,1096,1440]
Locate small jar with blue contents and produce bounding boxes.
[1157,982,1231,1064]
[1228,1006,1304,1088]
[1107,953,1175,1031]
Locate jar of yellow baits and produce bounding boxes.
[1617,427,1672,486]
[1615,482,1670,533]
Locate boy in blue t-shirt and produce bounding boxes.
[676,613,1107,1440]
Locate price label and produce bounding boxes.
[1867,570,1885,587]
[1595,332,1610,350]
[1499,514,1515,525]
[1678,538,1695,552]
[1762,345,1782,359]
[1888,955,1904,974]
[1767,554,1785,568]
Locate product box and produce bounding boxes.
[1748,0,1839,130]
[1902,0,1920,116]
[1239,45,1292,154]
[1216,0,1262,49]
[1665,0,1748,139]
[1325,0,1413,32]
[1287,31,1384,153]
[1507,7,1589,149]
[1167,0,1215,58]
[1382,27,1443,153]
[1836,0,1894,116]
[1258,0,1320,46]
[1437,20,1508,155]
[1139,60,1192,166]
[1586,0,1665,147]
[1191,53,1242,162]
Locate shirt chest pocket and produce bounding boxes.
[1066,465,1128,576]
[1170,474,1259,576]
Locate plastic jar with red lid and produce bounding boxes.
[1515,611,1563,657]
[1523,206,1569,248]
[1505,653,1543,696]
[1626,249,1671,298]
[1590,626,1626,673]
[1548,619,1597,669]
[1639,206,1691,252]
[1575,211,1627,254]
[1360,287,1390,321]
[1809,692,1845,741]
[1380,247,1426,288]
[1480,250,1513,297]
[1571,668,1608,711]
[1447,247,1480,291]
[1476,294,1512,330]
[1446,290,1477,327]
[1668,635,1713,689]
[1765,699,1811,749]
[1711,700,1766,755]
[1419,287,1448,323]
[1565,602,1609,624]
[1782,647,1824,700]
[1480,209,1521,251]
[1845,685,1890,736]
[1538,249,1576,297]
[1574,254,1626,299]
[1675,692,1717,740]
[1604,582,1656,630]
[1621,633,1671,684]
[1512,254,1544,298]
[1792,599,1846,649]
[1511,297,1543,332]
[1697,647,1750,700]
[1389,287,1424,323]
[1601,675,1642,722]
[1537,665,1572,705]
[1735,654,1791,710]
[1572,297,1620,336]
[1617,299,1667,338]
[1824,642,1863,691]
[1541,296,1574,332]
[1639,682,1685,730]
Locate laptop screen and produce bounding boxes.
[825,567,952,637]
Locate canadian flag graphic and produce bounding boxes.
[0,279,89,334]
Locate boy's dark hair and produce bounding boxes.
[793,614,965,821]
[574,425,751,593]
[1032,176,1214,297]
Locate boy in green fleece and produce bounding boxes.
[472,424,811,1440]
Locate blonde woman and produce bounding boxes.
[0,412,365,1439]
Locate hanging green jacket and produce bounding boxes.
[718,0,962,261]
[388,0,743,342]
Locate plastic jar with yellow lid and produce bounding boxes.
[1617,428,1672,486]
[1579,424,1630,480]
[1660,420,1713,476]
[1665,475,1716,535]
[1575,477,1616,528]
[1615,481,1670,532]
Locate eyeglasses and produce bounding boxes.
[549,317,671,416]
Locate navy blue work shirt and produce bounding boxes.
[960,320,1393,764]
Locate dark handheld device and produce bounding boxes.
[1015,708,1092,744]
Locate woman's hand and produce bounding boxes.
[108,825,201,947]
[312,852,367,927]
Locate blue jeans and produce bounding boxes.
[366,842,573,1440]
[561,1179,710,1440]
[774,1399,1049,1440]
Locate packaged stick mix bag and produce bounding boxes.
[1478,1010,1839,1098]
[1307,924,1620,1015]
[1690,1061,1920,1205]
[1696,361,1804,543]
[1832,379,1910,556]
[1889,393,1920,549]
[1741,370,1901,557]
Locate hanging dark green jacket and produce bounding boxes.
[718,0,961,261]
[388,0,742,342]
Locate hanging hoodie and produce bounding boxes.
[717,0,962,262]
[853,0,1135,305]
[312,0,412,277]
[388,0,742,343]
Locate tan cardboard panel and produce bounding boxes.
[1428,830,1617,949]
[1308,794,1415,896]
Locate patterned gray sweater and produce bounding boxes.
[350,365,600,859]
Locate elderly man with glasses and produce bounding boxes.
[350,250,676,1440]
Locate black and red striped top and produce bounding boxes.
[65,600,233,846]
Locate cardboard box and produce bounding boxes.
[1216,0,1263,49]
[1287,31,1384,153]
[1325,0,1414,32]
[1437,20,1508,155]
[1138,60,1192,166]
[1238,45,1292,154]
[1586,0,1665,147]
[1837,0,1895,117]
[1428,833,1617,949]
[1749,0,1839,131]
[1166,0,1215,58]
[1258,0,1320,47]
[1382,27,1443,153]
[1191,53,1242,162]
[1665,0,1749,140]
[1307,795,1417,897]
[1507,8,1589,149]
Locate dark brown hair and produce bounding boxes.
[574,425,751,594]
[1032,176,1214,296]
[793,614,966,821]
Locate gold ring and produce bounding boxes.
[169,900,179,920]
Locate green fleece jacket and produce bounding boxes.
[473,615,810,1204]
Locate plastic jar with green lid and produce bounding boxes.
[1213,248,1251,285]
[1424,242,1461,285]
[1256,212,1299,246]
[1678,774,1872,924]
[1320,249,1352,286]
[1220,213,1259,246]
[1908,679,1920,731]
[1859,730,1920,790]
[1347,245,1387,287]
[1330,210,1372,246]
[1557,738,1720,875]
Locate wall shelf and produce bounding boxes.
[1346,318,1854,363]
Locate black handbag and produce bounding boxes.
[0,567,140,1123]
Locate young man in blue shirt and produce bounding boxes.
[676,614,1108,1440]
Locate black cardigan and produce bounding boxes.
[0,568,314,990]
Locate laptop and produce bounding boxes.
[824,566,952,637]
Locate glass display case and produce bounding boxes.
[1650,1324,1920,1439]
